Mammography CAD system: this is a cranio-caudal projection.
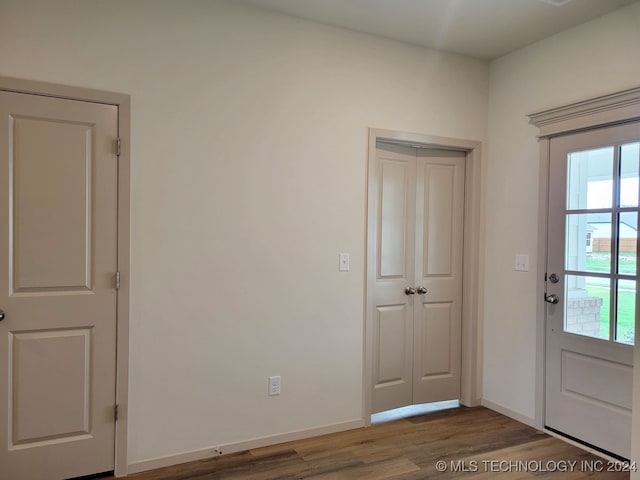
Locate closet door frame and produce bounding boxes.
[364,128,482,422]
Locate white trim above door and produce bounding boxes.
[364,128,482,422]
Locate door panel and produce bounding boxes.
[545,122,639,459]
[371,143,415,413]
[370,141,464,413]
[423,163,456,276]
[379,160,410,278]
[12,116,93,292]
[0,91,118,479]
[414,151,464,403]
[561,350,632,411]
[417,302,452,376]
[11,329,91,445]
[373,305,412,411]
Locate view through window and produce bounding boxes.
[564,142,639,344]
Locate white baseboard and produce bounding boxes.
[125,418,365,476]
[481,399,536,428]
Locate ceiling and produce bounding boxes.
[237,0,638,60]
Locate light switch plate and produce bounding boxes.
[339,253,350,272]
[515,254,529,272]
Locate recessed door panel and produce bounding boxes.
[424,164,455,277]
[561,350,632,411]
[10,329,91,446]
[375,305,411,386]
[11,117,93,293]
[379,160,409,279]
[418,303,452,378]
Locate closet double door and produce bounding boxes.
[369,141,465,413]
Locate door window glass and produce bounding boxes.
[566,213,611,274]
[616,279,636,344]
[564,274,609,340]
[618,212,637,277]
[567,147,613,209]
[620,143,639,207]
[564,143,639,344]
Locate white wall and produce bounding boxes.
[485,1,640,422]
[0,0,488,467]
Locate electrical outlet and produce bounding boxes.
[269,376,281,396]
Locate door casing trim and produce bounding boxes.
[534,137,550,430]
[363,128,483,423]
[0,76,131,477]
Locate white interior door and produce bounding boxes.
[545,122,640,459]
[0,91,119,479]
[369,143,416,413]
[369,141,465,413]
[413,149,464,404]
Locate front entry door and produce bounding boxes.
[0,91,119,479]
[545,122,640,459]
[369,141,465,413]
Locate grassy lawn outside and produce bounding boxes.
[584,252,636,343]
[585,252,636,275]
[585,284,634,343]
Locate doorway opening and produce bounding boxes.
[364,128,482,424]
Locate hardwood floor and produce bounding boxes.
[118,406,630,479]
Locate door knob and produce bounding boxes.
[545,294,560,304]
[0,309,5,321]
[548,273,559,284]
[405,286,416,295]
[416,286,428,294]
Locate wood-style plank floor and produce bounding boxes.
[116,406,630,479]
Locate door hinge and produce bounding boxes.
[116,137,122,157]
[115,271,121,290]
[114,404,119,422]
